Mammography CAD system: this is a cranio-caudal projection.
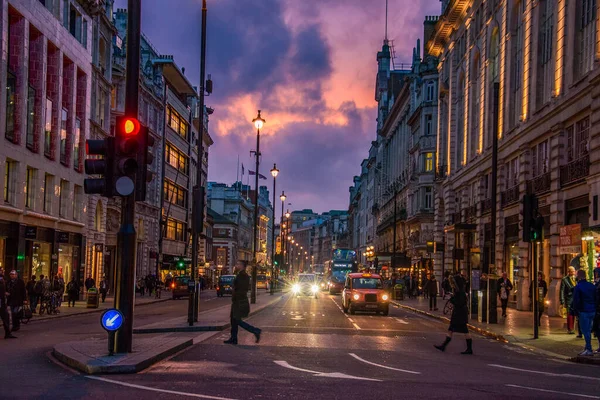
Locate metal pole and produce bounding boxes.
[392,188,397,273]
[189,0,208,325]
[270,174,276,295]
[251,123,261,304]
[488,81,500,324]
[114,0,141,354]
[533,242,539,339]
[281,198,285,275]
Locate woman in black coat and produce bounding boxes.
[434,274,472,354]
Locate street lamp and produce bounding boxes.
[280,191,287,275]
[269,164,279,295]
[250,110,266,304]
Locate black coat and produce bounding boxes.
[530,279,548,303]
[230,270,250,320]
[560,276,577,308]
[449,291,469,333]
[7,278,26,307]
[85,278,95,290]
[497,278,513,299]
[0,279,7,309]
[423,278,438,296]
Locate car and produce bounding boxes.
[292,273,319,298]
[216,275,235,297]
[256,274,268,290]
[171,276,190,299]
[342,273,389,315]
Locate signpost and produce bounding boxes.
[101,309,124,356]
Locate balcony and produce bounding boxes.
[451,211,462,224]
[560,154,589,187]
[435,165,447,181]
[526,172,551,195]
[480,198,492,214]
[501,185,519,208]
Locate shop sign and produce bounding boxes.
[24,226,37,239]
[57,232,70,243]
[559,224,582,254]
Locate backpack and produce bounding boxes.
[34,281,43,295]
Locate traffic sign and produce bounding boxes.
[101,309,124,332]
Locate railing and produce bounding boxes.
[560,154,589,187]
[501,185,519,208]
[526,172,551,194]
[451,211,462,224]
[465,204,477,221]
[480,198,492,214]
[435,165,447,181]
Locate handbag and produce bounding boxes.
[22,304,33,320]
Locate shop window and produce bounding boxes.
[6,71,16,142]
[60,108,68,165]
[73,118,81,170]
[4,159,15,204]
[31,242,51,280]
[44,99,53,157]
[26,86,36,150]
[43,174,53,213]
[25,167,37,209]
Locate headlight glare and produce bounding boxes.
[311,285,319,293]
[292,284,300,293]
[353,293,360,300]
[382,294,389,301]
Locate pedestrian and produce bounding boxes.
[26,275,38,315]
[497,272,513,318]
[592,267,600,353]
[55,274,65,308]
[442,272,452,299]
[560,266,579,334]
[66,278,79,307]
[85,275,95,291]
[424,274,438,311]
[224,261,262,345]
[146,275,154,298]
[33,275,44,313]
[6,270,26,332]
[434,274,473,354]
[529,272,548,326]
[573,269,596,356]
[99,276,108,303]
[0,268,16,339]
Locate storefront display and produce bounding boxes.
[58,244,74,284]
[30,242,51,279]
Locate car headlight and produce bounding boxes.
[292,284,300,293]
[311,285,319,293]
[382,294,389,301]
[320,282,325,287]
[353,293,360,300]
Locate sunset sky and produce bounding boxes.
[119,0,441,212]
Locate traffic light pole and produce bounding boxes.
[113,0,141,354]
[532,241,539,339]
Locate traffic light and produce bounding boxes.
[531,215,544,242]
[135,125,155,202]
[177,259,185,269]
[114,116,141,197]
[274,261,278,266]
[84,137,115,197]
[522,194,541,242]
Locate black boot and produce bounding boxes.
[223,338,237,345]
[434,336,451,352]
[461,339,473,354]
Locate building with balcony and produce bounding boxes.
[429,0,599,315]
[0,0,94,284]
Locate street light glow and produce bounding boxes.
[253,109,265,130]
[280,191,286,202]
[271,163,279,178]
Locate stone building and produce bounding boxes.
[428,0,600,315]
[0,0,93,283]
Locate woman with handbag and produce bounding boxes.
[224,261,262,345]
[434,274,473,354]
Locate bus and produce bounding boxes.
[326,249,358,294]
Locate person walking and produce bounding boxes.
[434,274,473,354]
[85,275,95,291]
[0,269,16,339]
[66,278,79,307]
[224,261,262,345]
[530,272,548,326]
[26,276,38,315]
[573,269,597,356]
[560,266,578,334]
[6,270,26,332]
[497,272,513,318]
[424,274,439,311]
[99,276,108,303]
[55,274,65,308]
[592,268,600,353]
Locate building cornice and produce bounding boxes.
[426,0,470,58]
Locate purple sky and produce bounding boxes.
[116,0,440,213]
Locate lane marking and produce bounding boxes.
[489,364,600,381]
[274,360,381,381]
[331,297,361,330]
[505,384,599,399]
[85,376,238,400]
[349,353,420,375]
[394,317,409,325]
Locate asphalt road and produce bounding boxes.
[2,291,600,400]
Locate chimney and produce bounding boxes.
[423,16,439,57]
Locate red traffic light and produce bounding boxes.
[120,117,140,136]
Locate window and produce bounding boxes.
[566,116,590,161]
[167,106,188,139]
[110,87,117,109]
[424,153,434,172]
[532,140,549,177]
[425,114,433,136]
[538,0,554,106]
[4,160,15,204]
[165,143,189,174]
[164,180,187,207]
[456,74,465,167]
[73,118,81,170]
[73,185,82,221]
[26,86,36,150]
[576,0,597,78]
[59,179,68,218]
[489,28,500,83]
[470,56,481,158]
[424,187,433,210]
[6,71,16,142]
[69,4,82,41]
[425,81,435,101]
[43,173,53,213]
[506,157,520,188]
[166,218,186,241]
[25,167,36,209]
[60,108,67,165]
[44,99,53,157]
[510,1,525,126]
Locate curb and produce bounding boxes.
[570,355,600,365]
[133,294,283,334]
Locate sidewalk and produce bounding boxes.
[392,295,600,365]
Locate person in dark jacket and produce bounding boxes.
[434,274,473,354]
[560,266,579,334]
[529,272,548,326]
[224,261,262,345]
[0,268,16,339]
[573,269,597,356]
[66,278,79,307]
[99,277,108,303]
[26,275,38,315]
[497,272,513,318]
[424,275,439,311]
[84,275,95,291]
[592,267,600,353]
[6,270,26,332]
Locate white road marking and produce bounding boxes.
[349,353,420,375]
[394,317,409,325]
[352,323,361,330]
[331,297,361,330]
[505,384,600,399]
[274,361,381,381]
[86,376,238,399]
[489,364,600,381]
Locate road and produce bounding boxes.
[2,291,599,400]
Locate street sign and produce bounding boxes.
[101,309,124,332]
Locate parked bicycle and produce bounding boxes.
[39,292,61,316]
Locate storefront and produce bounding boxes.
[503,215,520,305]
[560,223,598,282]
[24,226,55,282]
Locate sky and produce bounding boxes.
[115,0,441,213]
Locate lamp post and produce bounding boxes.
[270,164,279,295]
[250,110,265,304]
[280,191,286,275]
[285,210,291,273]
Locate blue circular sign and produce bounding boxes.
[101,309,124,332]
